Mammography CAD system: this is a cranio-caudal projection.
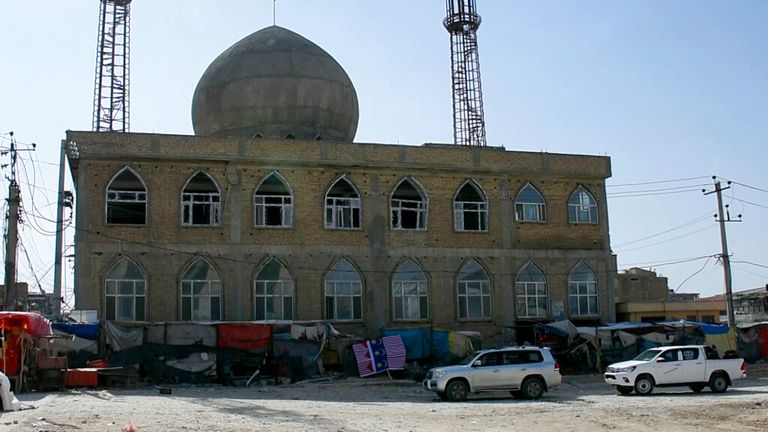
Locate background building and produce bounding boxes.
[66,26,616,341]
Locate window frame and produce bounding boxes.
[181,171,222,227]
[568,186,599,224]
[253,171,294,228]
[453,180,489,232]
[324,176,362,230]
[324,258,363,321]
[568,261,599,317]
[180,257,222,321]
[104,257,147,321]
[105,166,148,225]
[391,258,430,321]
[514,183,547,223]
[515,261,549,319]
[390,177,429,231]
[456,259,492,320]
[253,258,294,320]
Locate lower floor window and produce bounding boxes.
[393,281,429,320]
[325,281,362,321]
[181,280,222,320]
[568,282,598,316]
[458,281,491,319]
[105,280,146,321]
[254,280,294,320]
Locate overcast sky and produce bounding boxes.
[1,1,766,309]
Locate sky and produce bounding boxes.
[0,1,766,309]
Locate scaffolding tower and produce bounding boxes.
[444,0,486,146]
[92,0,132,132]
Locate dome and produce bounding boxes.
[191,26,359,141]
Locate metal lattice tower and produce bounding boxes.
[93,0,132,132]
[444,0,486,146]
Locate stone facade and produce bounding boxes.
[66,130,616,341]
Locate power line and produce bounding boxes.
[618,254,716,269]
[728,197,768,211]
[607,188,705,199]
[731,260,768,270]
[612,212,712,248]
[674,255,713,292]
[615,224,716,254]
[607,176,712,188]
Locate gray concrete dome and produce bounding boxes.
[191,26,359,141]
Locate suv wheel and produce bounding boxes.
[445,380,469,402]
[634,375,655,396]
[521,377,545,400]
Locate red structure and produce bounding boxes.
[0,312,53,377]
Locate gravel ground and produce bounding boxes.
[1,369,767,432]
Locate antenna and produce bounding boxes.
[444,0,487,146]
[93,0,132,132]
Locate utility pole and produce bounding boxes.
[3,132,20,310]
[703,176,741,330]
[52,140,68,319]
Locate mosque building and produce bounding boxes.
[66,25,615,342]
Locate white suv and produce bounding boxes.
[423,346,561,401]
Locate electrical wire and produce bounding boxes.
[612,212,712,248]
[674,255,713,292]
[615,224,717,254]
[607,176,712,188]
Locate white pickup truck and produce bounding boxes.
[604,345,747,395]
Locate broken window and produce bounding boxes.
[180,257,221,321]
[254,172,293,228]
[568,261,598,316]
[457,259,491,320]
[324,258,362,321]
[105,257,146,321]
[391,178,427,230]
[254,259,294,320]
[181,171,221,226]
[325,177,361,229]
[106,167,147,225]
[454,180,488,231]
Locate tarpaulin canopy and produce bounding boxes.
[216,323,271,352]
[52,322,100,340]
[658,320,730,335]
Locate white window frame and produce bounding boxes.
[457,279,492,320]
[181,279,222,321]
[568,262,599,317]
[104,258,147,321]
[390,178,428,231]
[181,172,222,226]
[254,172,293,228]
[453,180,489,232]
[106,167,148,225]
[393,280,429,321]
[324,177,362,230]
[516,281,548,319]
[254,279,294,320]
[568,186,599,224]
[325,279,363,321]
[515,183,547,223]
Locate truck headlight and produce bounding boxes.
[616,366,636,373]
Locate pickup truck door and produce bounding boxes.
[679,347,706,382]
[653,349,685,384]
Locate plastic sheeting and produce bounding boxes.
[105,321,144,351]
[52,322,99,340]
[382,328,474,361]
[216,323,271,352]
[147,323,217,347]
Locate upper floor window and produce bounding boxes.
[254,172,293,228]
[181,171,221,226]
[568,186,598,224]
[391,178,428,230]
[181,257,222,321]
[105,257,146,321]
[515,261,548,319]
[454,180,488,232]
[324,258,363,321]
[392,258,429,321]
[568,261,598,316]
[457,259,492,320]
[515,183,546,223]
[106,167,147,225]
[325,176,361,229]
[254,258,294,320]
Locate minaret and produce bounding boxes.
[444,0,487,146]
[93,0,132,132]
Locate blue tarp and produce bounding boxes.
[658,320,730,335]
[382,328,473,361]
[52,322,100,340]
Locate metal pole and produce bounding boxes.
[3,135,20,310]
[52,139,67,319]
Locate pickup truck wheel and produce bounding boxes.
[709,374,729,393]
[521,377,545,400]
[616,386,633,395]
[634,375,655,395]
[689,384,705,393]
[445,380,469,402]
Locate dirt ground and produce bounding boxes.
[1,367,767,432]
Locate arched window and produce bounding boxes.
[325,177,361,229]
[457,259,491,319]
[454,180,488,232]
[181,171,221,226]
[568,261,599,316]
[392,259,429,320]
[515,183,546,223]
[254,259,294,320]
[515,262,548,319]
[105,257,146,321]
[181,257,222,321]
[568,186,598,224]
[324,258,362,321]
[391,178,428,230]
[106,167,147,225]
[254,172,293,228]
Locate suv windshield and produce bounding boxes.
[457,352,480,365]
[634,349,662,361]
